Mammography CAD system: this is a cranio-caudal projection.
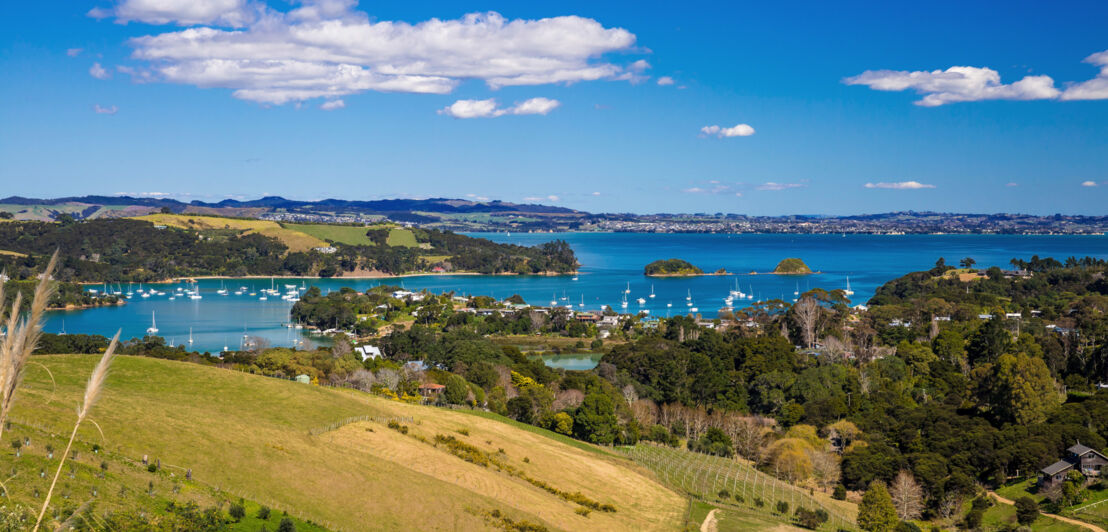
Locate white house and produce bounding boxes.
[355,345,382,361]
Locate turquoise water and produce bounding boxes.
[43,233,1108,354]
[531,353,604,370]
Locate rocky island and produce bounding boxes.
[644,258,705,276]
[772,258,813,274]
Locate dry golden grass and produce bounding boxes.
[133,214,326,252]
[15,355,684,531]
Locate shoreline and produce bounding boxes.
[78,270,579,285]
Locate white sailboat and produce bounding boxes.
[146,311,159,334]
[844,276,855,296]
[636,297,646,305]
[579,295,584,308]
[686,289,692,301]
[624,282,631,294]
[794,282,799,296]
[649,284,656,298]
[188,327,194,344]
[620,293,628,309]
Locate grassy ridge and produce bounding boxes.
[282,223,378,246]
[12,355,683,531]
[134,214,327,252]
[386,227,419,247]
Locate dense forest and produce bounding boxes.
[0,219,578,281]
[643,258,704,276]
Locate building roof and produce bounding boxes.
[1042,459,1074,476]
[419,383,446,390]
[1069,443,1098,456]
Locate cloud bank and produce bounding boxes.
[844,49,1108,105]
[94,1,641,105]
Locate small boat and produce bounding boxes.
[636,297,646,305]
[666,302,673,308]
[624,282,631,294]
[188,327,194,344]
[686,289,692,301]
[649,284,656,299]
[550,293,558,307]
[620,294,628,309]
[794,282,799,296]
[689,307,699,313]
[59,319,66,336]
[571,276,579,281]
[259,296,268,301]
[844,276,855,296]
[579,295,584,308]
[146,311,159,334]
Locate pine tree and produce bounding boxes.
[858,480,898,532]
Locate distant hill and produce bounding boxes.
[13,355,685,531]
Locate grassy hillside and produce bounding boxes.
[386,227,419,247]
[282,223,378,246]
[622,444,856,531]
[10,355,684,531]
[134,213,327,252]
[773,258,812,274]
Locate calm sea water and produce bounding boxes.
[43,233,1108,354]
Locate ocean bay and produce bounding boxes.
[44,232,1108,354]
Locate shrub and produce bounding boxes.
[1015,496,1039,525]
[456,428,470,436]
[228,501,245,521]
[718,489,731,500]
[894,522,921,532]
[833,484,847,500]
[795,507,829,530]
[776,501,789,514]
[277,517,296,532]
[963,508,983,529]
[257,506,271,520]
[753,497,764,507]
[734,493,745,503]
[575,507,591,517]
[147,464,158,473]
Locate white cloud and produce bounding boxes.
[656,76,674,86]
[756,182,805,191]
[522,195,560,203]
[465,193,490,201]
[1062,50,1108,101]
[438,97,560,118]
[844,66,1059,106]
[1081,180,1098,187]
[863,181,936,190]
[1006,182,1019,187]
[629,59,651,72]
[683,187,704,193]
[700,123,755,138]
[112,5,638,105]
[734,192,743,197]
[89,62,111,80]
[90,0,258,27]
[67,48,83,57]
[93,104,118,115]
[591,191,601,196]
[319,99,345,110]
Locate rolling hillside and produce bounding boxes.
[8,355,684,531]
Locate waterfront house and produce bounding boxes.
[1039,443,1108,489]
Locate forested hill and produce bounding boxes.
[0,218,578,282]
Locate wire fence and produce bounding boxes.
[620,443,856,531]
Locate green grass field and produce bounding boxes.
[283,223,377,246]
[386,227,418,247]
[10,355,684,531]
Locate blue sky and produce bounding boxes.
[1,0,1106,215]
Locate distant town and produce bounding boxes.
[2,195,1106,235]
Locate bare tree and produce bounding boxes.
[731,417,768,461]
[553,389,585,411]
[889,469,924,521]
[792,296,820,348]
[808,449,841,488]
[331,335,353,359]
[937,491,962,520]
[621,384,639,404]
[376,368,400,391]
[630,399,658,427]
